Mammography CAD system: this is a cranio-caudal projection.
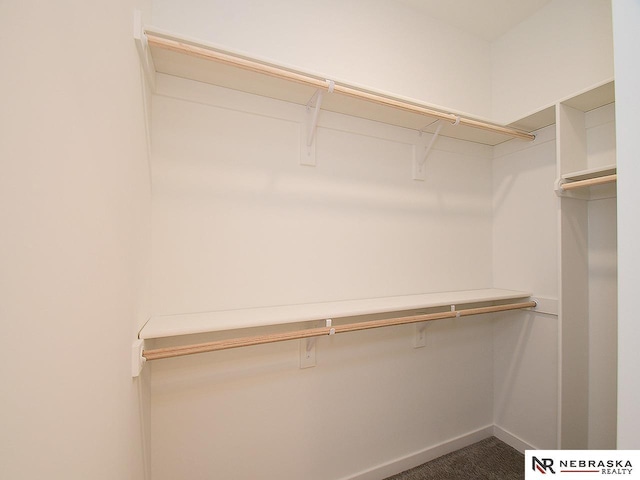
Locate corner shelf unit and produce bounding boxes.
[556,83,617,201]
[503,80,617,200]
[469,78,617,450]
[553,80,616,450]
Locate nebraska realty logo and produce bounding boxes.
[525,451,640,479]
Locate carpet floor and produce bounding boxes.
[384,436,524,480]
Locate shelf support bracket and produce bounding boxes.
[307,89,324,147]
[413,121,444,180]
[133,10,156,92]
[554,177,568,197]
[132,339,146,377]
[554,177,590,200]
[299,337,316,368]
[300,80,334,166]
[414,322,427,348]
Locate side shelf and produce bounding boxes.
[562,165,616,181]
[555,164,617,198]
[555,82,616,200]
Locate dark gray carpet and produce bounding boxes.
[385,437,524,480]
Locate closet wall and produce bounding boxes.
[491,124,558,450]
[588,195,617,449]
[612,0,640,449]
[1,1,151,479]
[491,0,613,123]
[585,105,617,450]
[151,76,494,315]
[147,15,502,480]
[151,0,615,128]
[145,0,618,478]
[2,1,635,479]
[151,0,494,119]
[150,74,497,480]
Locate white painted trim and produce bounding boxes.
[492,425,538,453]
[333,424,538,479]
[339,426,494,480]
[531,296,558,317]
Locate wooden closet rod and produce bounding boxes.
[145,34,536,142]
[561,174,617,191]
[142,300,536,361]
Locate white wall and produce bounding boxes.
[0,3,631,480]
[588,197,617,449]
[148,73,497,478]
[147,0,624,467]
[491,0,614,124]
[0,1,151,478]
[150,0,494,119]
[612,0,640,450]
[150,0,616,129]
[151,316,496,480]
[491,125,559,449]
[585,104,618,449]
[151,75,493,315]
[492,126,558,300]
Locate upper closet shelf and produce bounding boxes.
[556,164,617,197]
[139,288,532,340]
[562,165,617,182]
[136,25,535,146]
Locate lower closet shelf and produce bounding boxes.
[140,288,533,344]
[142,298,536,361]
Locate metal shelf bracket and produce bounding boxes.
[413,121,444,180]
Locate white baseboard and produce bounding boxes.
[338,425,538,480]
[492,425,537,453]
[341,425,494,480]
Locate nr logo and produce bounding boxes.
[532,457,556,474]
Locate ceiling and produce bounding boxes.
[396,0,554,41]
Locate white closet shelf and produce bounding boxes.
[562,164,617,182]
[137,26,534,146]
[556,164,617,197]
[140,288,532,340]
